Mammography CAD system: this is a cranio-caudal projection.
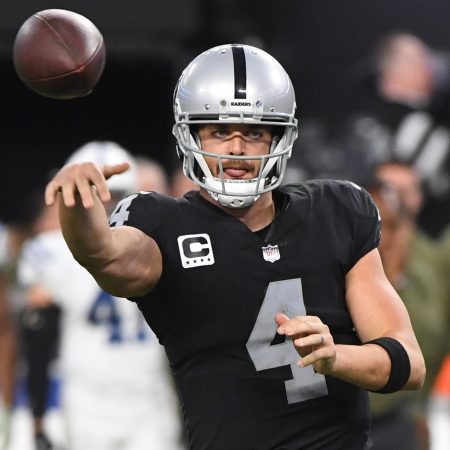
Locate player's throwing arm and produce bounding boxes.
[45,162,162,299]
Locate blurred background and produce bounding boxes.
[1,0,450,225]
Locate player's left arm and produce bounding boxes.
[340,247,425,390]
[276,248,426,392]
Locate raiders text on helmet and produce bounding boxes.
[231,101,252,107]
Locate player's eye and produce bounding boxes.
[212,127,230,138]
[245,129,264,139]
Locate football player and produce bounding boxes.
[45,44,426,450]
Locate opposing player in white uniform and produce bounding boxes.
[18,142,183,450]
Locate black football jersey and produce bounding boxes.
[109,179,381,450]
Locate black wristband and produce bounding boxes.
[365,337,411,393]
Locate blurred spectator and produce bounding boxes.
[170,166,198,198]
[17,142,184,450]
[352,32,450,237]
[426,223,450,450]
[365,160,449,450]
[438,225,450,317]
[285,117,387,188]
[427,354,450,450]
[135,155,170,194]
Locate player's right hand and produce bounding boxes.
[45,161,130,208]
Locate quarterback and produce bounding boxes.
[46,44,425,449]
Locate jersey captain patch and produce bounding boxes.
[177,233,215,269]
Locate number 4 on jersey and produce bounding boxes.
[246,278,328,404]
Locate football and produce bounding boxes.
[13,9,106,99]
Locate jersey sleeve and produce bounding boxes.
[108,192,177,246]
[331,181,381,272]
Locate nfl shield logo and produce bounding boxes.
[262,244,280,263]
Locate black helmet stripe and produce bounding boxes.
[231,44,247,99]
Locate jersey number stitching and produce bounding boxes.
[246,278,328,404]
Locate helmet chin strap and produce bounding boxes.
[209,191,259,208]
[203,177,263,208]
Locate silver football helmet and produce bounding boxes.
[173,43,298,208]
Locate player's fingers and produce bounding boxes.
[298,350,323,368]
[75,177,96,208]
[294,332,326,349]
[298,346,335,372]
[59,181,79,207]
[87,167,111,203]
[45,162,111,207]
[102,162,130,179]
[44,180,59,206]
[277,315,320,336]
[275,312,290,327]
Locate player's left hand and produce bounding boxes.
[275,313,337,375]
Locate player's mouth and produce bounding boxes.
[224,168,248,178]
[220,162,254,179]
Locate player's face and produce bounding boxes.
[198,124,273,180]
[376,163,423,218]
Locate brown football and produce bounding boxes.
[13,9,106,99]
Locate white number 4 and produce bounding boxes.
[246,278,328,404]
[109,194,138,227]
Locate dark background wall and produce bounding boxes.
[2,0,450,222]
